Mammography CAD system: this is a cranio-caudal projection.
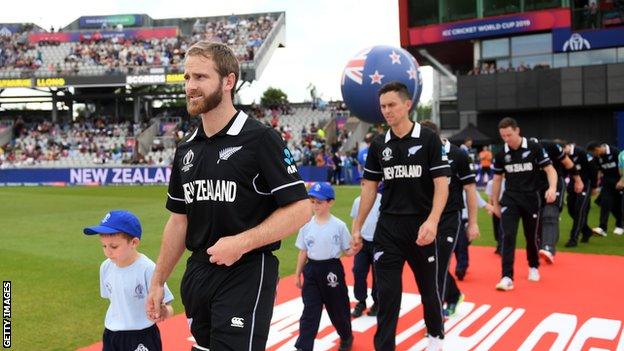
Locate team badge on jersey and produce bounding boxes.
[182,150,194,172]
[382,147,393,161]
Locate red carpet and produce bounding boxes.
[79,246,624,350]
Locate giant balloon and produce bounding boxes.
[341,45,422,124]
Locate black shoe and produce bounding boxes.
[367,303,378,316]
[564,240,577,248]
[580,236,590,243]
[494,247,502,256]
[351,301,365,318]
[456,269,466,281]
[338,336,353,351]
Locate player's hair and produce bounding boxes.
[186,41,239,100]
[586,141,602,152]
[419,119,439,135]
[378,81,411,100]
[498,117,518,129]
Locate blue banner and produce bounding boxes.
[553,27,624,53]
[0,167,171,186]
[0,166,360,186]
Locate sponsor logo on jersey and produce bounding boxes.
[327,272,339,288]
[230,317,245,328]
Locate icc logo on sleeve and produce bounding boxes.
[182,150,194,172]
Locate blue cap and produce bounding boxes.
[83,210,143,239]
[308,182,335,201]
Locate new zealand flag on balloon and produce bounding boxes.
[341,45,422,124]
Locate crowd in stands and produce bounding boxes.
[0,118,148,168]
[0,14,276,76]
[466,61,551,75]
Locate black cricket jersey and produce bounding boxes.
[540,140,566,176]
[567,145,598,188]
[595,144,620,185]
[443,139,477,213]
[492,137,552,193]
[166,111,308,262]
[363,122,451,215]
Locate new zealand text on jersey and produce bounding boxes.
[383,165,422,179]
[505,162,533,173]
[182,179,237,203]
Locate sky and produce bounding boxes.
[0,0,433,105]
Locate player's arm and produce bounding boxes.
[491,174,503,217]
[295,249,308,289]
[463,183,480,241]
[543,164,558,203]
[208,198,312,266]
[561,155,583,193]
[148,212,187,320]
[352,179,379,250]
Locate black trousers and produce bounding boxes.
[598,183,623,231]
[181,252,278,351]
[352,239,377,304]
[539,176,565,254]
[493,215,502,251]
[373,214,445,351]
[500,191,541,280]
[454,219,469,273]
[436,212,462,305]
[566,180,592,243]
[103,324,161,351]
[295,259,352,351]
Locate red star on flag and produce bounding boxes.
[369,70,384,84]
[389,51,401,64]
[407,67,417,80]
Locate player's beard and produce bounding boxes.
[186,82,223,116]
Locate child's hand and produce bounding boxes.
[295,275,303,289]
[150,304,172,323]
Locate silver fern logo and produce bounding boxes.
[217,146,243,164]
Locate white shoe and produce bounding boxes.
[538,249,554,264]
[614,227,624,235]
[426,335,443,351]
[592,227,607,237]
[495,277,514,291]
[528,267,540,282]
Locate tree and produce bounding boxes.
[261,87,289,109]
[415,103,432,121]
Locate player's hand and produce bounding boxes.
[545,187,557,203]
[206,235,245,266]
[492,204,502,218]
[484,203,495,215]
[575,178,585,193]
[416,219,437,246]
[351,230,363,253]
[466,222,480,242]
[145,284,164,322]
[295,275,303,289]
[616,180,624,191]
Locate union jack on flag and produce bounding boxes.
[341,48,371,85]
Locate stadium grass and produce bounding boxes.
[1,185,622,350]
